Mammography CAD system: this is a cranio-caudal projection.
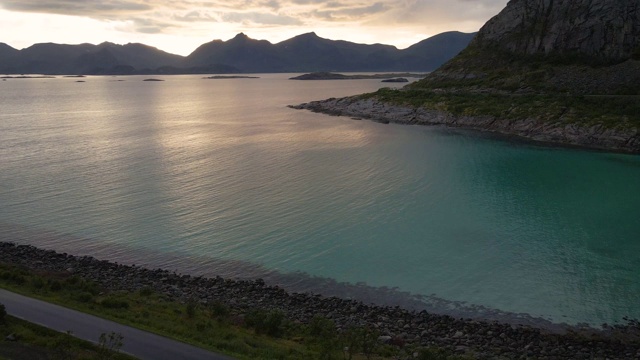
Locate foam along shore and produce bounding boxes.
[1,242,639,359]
[289,94,640,154]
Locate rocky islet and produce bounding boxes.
[290,97,640,153]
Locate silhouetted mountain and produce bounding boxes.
[0,43,18,58]
[186,33,287,72]
[273,32,399,71]
[0,32,476,75]
[0,43,18,74]
[187,32,476,72]
[96,43,183,69]
[0,42,182,75]
[398,32,478,70]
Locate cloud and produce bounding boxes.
[0,0,153,18]
[303,2,390,21]
[0,0,509,50]
[221,11,303,26]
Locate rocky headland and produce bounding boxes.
[292,0,640,153]
[1,242,639,359]
[290,95,640,153]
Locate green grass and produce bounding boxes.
[405,45,640,116]
[0,316,136,360]
[0,263,470,360]
[360,88,640,129]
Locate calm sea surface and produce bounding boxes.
[1,74,639,327]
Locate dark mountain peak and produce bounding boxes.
[418,31,475,42]
[279,32,327,47]
[225,32,273,47]
[407,32,476,50]
[299,32,319,39]
[123,42,159,51]
[0,42,18,51]
[232,33,250,41]
[0,43,19,63]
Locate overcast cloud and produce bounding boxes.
[0,0,509,54]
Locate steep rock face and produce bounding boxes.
[473,0,640,63]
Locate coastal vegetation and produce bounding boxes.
[1,243,639,359]
[360,88,640,129]
[0,262,468,360]
[0,311,133,360]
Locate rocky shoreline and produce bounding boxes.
[1,242,639,359]
[290,96,640,154]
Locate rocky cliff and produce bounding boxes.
[432,0,640,86]
[473,0,640,64]
[417,0,640,97]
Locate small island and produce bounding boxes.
[289,72,426,80]
[381,78,409,83]
[203,75,260,79]
[0,75,55,79]
[143,78,164,82]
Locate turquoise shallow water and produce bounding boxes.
[0,74,639,327]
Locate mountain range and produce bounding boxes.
[0,31,476,75]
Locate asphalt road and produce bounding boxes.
[0,289,234,360]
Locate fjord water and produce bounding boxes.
[1,75,639,327]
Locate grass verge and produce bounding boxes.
[0,263,468,360]
[0,315,135,360]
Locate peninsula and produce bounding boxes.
[292,0,640,153]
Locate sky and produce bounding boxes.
[0,0,509,56]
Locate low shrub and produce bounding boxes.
[76,292,94,303]
[31,277,46,290]
[209,301,230,319]
[186,302,197,319]
[245,309,287,338]
[48,280,62,292]
[101,298,130,310]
